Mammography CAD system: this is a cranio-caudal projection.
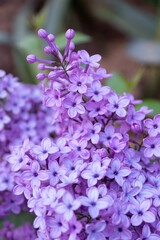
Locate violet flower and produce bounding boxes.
[106,159,131,186]
[143,137,160,158]
[87,80,110,102]
[80,187,113,218]
[86,221,106,240]
[55,192,81,221]
[78,50,101,68]
[130,200,156,226]
[144,114,160,137]
[33,138,58,161]
[22,161,49,187]
[63,95,85,118]
[137,224,160,240]
[69,72,87,94]
[107,92,129,117]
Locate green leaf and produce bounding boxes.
[107,72,129,94]
[14,34,44,84]
[12,4,39,84]
[16,34,42,57]
[135,99,160,116]
[129,68,145,91]
[0,211,35,229]
[55,31,91,50]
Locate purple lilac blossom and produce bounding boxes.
[143,137,160,158]
[130,200,155,226]
[69,72,87,94]
[144,114,160,137]
[6,29,160,239]
[0,71,55,235]
[86,221,106,240]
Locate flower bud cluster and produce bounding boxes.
[9,29,160,239]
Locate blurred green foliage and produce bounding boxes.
[107,69,144,94]
[0,211,34,229]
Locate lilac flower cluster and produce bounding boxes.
[0,71,55,231]
[0,221,36,240]
[9,29,160,239]
[0,70,55,160]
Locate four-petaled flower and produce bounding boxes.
[106,159,131,186]
[69,72,87,94]
[86,221,106,240]
[63,95,85,118]
[33,138,59,161]
[144,114,160,137]
[107,93,129,117]
[55,192,81,221]
[80,187,113,218]
[78,50,101,68]
[81,161,106,186]
[22,161,49,187]
[87,81,110,102]
[130,200,155,226]
[143,137,160,158]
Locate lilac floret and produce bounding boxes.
[64,95,85,118]
[143,136,160,158]
[144,114,160,137]
[78,50,101,68]
[130,200,155,226]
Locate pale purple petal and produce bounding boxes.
[38,171,49,180]
[89,206,99,218]
[143,211,155,223]
[131,214,142,226]
[142,224,150,238]
[31,161,40,173]
[68,107,77,118]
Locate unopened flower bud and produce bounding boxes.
[131,122,142,133]
[48,34,55,42]
[26,55,37,63]
[44,46,52,54]
[38,29,48,39]
[65,29,75,40]
[38,64,45,71]
[48,71,57,80]
[36,73,46,81]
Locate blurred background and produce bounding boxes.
[0,0,160,114]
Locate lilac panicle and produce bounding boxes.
[7,28,160,239]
